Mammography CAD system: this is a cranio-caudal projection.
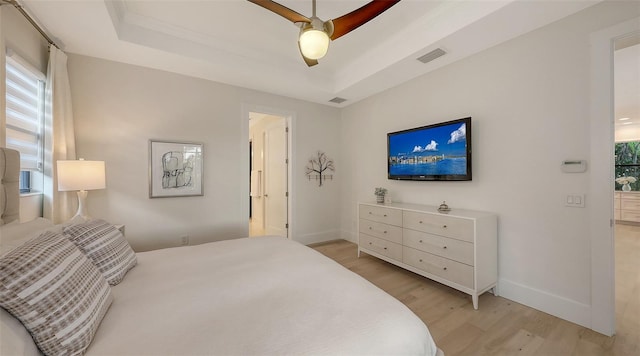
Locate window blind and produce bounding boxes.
[5,55,45,171]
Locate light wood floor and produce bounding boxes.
[312,225,639,356]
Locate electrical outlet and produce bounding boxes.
[180,235,189,246]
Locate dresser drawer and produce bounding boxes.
[615,209,621,220]
[403,211,474,242]
[403,229,474,266]
[403,247,474,289]
[359,234,402,261]
[621,210,640,222]
[359,205,402,226]
[621,199,640,211]
[359,219,402,244]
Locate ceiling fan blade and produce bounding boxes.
[329,0,401,40]
[247,0,311,24]
[298,40,319,67]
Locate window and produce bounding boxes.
[615,141,640,191]
[5,52,45,193]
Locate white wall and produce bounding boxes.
[68,55,341,251]
[19,194,42,222]
[339,1,640,330]
[616,123,640,142]
[0,6,48,75]
[614,42,640,142]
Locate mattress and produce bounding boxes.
[86,236,438,355]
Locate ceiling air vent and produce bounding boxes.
[417,48,447,64]
[329,97,347,104]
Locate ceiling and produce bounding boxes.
[20,0,602,107]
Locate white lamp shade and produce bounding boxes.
[57,160,106,191]
[299,29,330,60]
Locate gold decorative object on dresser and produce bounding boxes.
[615,191,640,224]
[358,202,498,309]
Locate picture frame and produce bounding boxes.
[149,140,203,198]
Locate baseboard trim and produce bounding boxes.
[499,278,591,329]
[296,229,340,245]
[340,229,357,243]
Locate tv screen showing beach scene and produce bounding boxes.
[387,117,471,181]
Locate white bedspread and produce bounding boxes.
[87,236,438,355]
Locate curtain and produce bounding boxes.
[43,46,76,223]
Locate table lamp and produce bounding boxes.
[57,159,106,220]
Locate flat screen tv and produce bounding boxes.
[388,117,471,181]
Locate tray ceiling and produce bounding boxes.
[20,0,601,106]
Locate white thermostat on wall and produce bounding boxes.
[561,160,587,173]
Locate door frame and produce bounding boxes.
[242,104,294,239]
[589,16,640,336]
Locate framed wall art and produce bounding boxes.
[149,140,203,198]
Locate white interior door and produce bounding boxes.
[264,120,288,237]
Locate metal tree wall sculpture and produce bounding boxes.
[306,151,335,187]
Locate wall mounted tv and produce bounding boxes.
[388,117,471,181]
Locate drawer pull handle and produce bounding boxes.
[383,247,387,250]
[443,246,447,249]
[383,214,387,217]
[419,220,423,224]
[369,212,372,215]
[369,242,372,245]
[419,259,423,262]
[419,239,423,243]
[369,227,372,230]
[383,231,387,234]
[443,267,448,271]
[442,225,447,229]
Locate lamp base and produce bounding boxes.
[73,190,92,221]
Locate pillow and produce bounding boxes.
[64,219,137,286]
[0,231,113,355]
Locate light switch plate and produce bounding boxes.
[565,194,585,208]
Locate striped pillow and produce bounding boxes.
[64,219,137,286]
[0,230,113,355]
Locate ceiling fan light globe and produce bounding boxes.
[299,29,330,60]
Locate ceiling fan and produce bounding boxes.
[248,0,401,67]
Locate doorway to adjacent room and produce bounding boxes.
[612,34,640,340]
[248,112,289,237]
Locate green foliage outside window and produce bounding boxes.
[615,141,640,191]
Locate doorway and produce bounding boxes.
[613,35,640,339]
[248,112,289,237]
[589,17,639,336]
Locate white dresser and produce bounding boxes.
[357,202,498,309]
[615,191,640,224]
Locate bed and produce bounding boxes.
[0,147,443,355]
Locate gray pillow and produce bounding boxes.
[0,231,113,355]
[64,219,137,285]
